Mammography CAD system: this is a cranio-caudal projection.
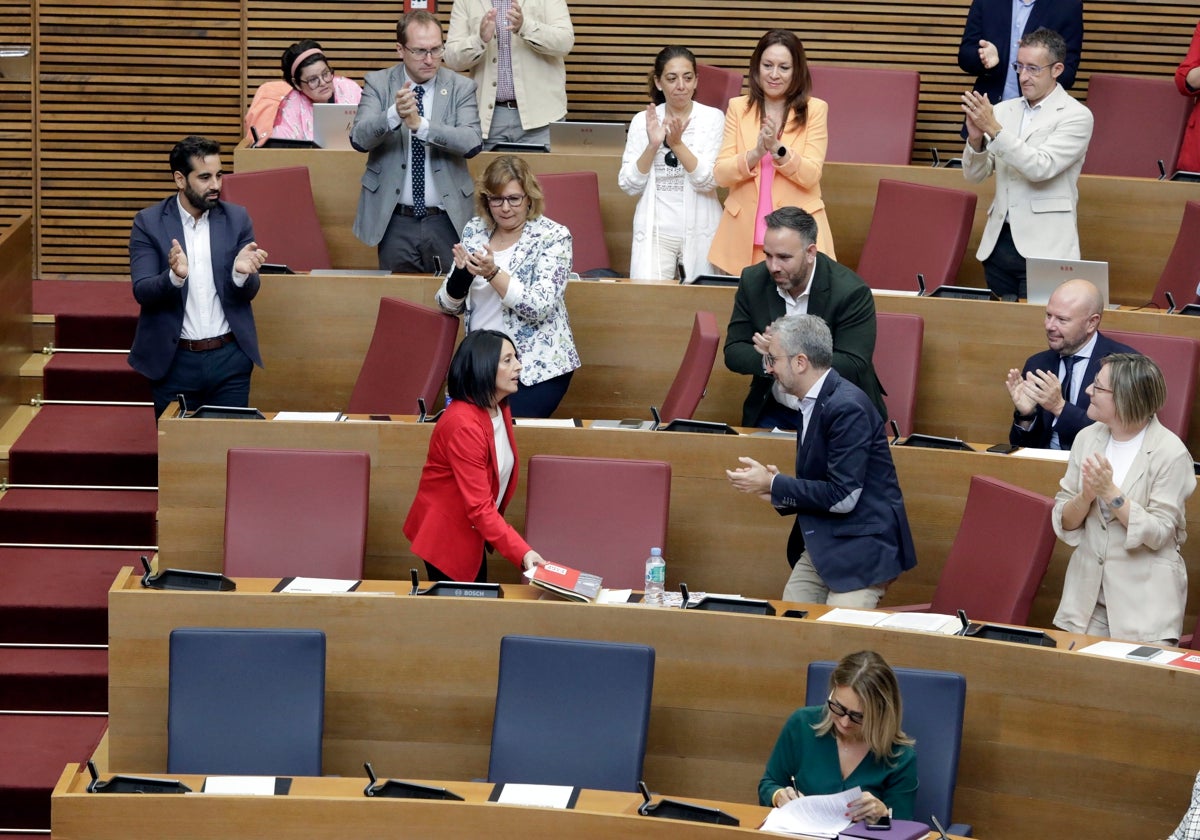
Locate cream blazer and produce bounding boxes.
[443,0,573,136]
[1052,417,1196,642]
[963,83,1093,262]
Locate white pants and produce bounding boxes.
[783,550,886,608]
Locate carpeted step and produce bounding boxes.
[32,279,137,351]
[0,712,106,830]
[0,548,145,644]
[0,488,157,547]
[0,648,108,712]
[41,353,150,403]
[7,406,157,487]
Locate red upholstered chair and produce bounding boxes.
[892,475,1056,626]
[1104,330,1200,440]
[1083,74,1192,178]
[874,312,924,437]
[219,166,331,272]
[855,179,977,293]
[523,455,671,590]
[809,65,920,165]
[223,448,370,579]
[346,297,459,416]
[537,171,612,276]
[694,63,744,112]
[1150,200,1200,310]
[658,310,720,423]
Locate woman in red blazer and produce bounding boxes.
[1176,20,1200,174]
[403,330,547,582]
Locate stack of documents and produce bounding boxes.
[818,609,961,635]
[760,787,860,837]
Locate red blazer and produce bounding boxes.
[1176,20,1200,173]
[403,399,531,581]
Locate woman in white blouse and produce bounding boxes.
[1052,353,1196,644]
[618,46,725,282]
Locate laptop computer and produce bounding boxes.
[312,102,358,150]
[548,121,626,152]
[1024,256,1109,306]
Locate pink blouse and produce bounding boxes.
[271,76,363,141]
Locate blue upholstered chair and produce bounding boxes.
[168,627,326,776]
[805,660,971,836]
[487,635,655,792]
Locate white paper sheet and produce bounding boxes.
[493,783,575,808]
[816,608,886,627]
[1076,640,1183,664]
[201,776,277,795]
[272,411,344,422]
[760,786,861,837]
[280,577,359,594]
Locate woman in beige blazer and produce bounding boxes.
[1052,354,1197,644]
[709,29,834,275]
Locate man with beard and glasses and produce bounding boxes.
[1006,277,1137,450]
[129,135,269,417]
[724,206,885,430]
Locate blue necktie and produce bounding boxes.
[412,85,427,218]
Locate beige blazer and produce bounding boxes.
[1052,417,1196,642]
[963,83,1093,262]
[443,0,573,136]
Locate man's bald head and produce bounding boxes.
[1044,278,1103,356]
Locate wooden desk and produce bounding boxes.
[104,569,1193,839]
[156,412,1200,632]
[243,275,1200,453]
[232,146,1200,304]
[52,763,777,840]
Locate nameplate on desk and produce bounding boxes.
[201,776,291,795]
[488,783,579,809]
[414,581,503,598]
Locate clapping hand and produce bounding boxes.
[1005,368,1036,417]
[395,82,421,131]
[507,0,523,32]
[233,242,268,275]
[644,104,666,147]
[977,39,999,70]
[479,8,497,42]
[168,238,189,281]
[663,115,690,149]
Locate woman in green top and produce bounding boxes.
[759,650,917,824]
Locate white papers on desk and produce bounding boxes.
[493,783,575,808]
[596,588,634,604]
[1076,640,1184,664]
[818,608,961,635]
[201,776,278,795]
[512,418,579,428]
[272,411,345,422]
[1010,447,1070,462]
[280,577,360,594]
[760,786,860,837]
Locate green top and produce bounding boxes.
[758,705,918,819]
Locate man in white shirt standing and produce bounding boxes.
[444,0,574,150]
[128,135,268,417]
[961,27,1094,300]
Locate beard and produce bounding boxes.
[183,182,219,212]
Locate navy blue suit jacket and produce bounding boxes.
[771,370,917,592]
[957,0,1083,107]
[128,196,262,381]
[1010,331,1138,449]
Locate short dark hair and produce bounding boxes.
[649,46,696,105]
[397,10,440,45]
[281,39,327,87]
[447,329,517,409]
[1103,353,1165,428]
[764,206,819,248]
[169,136,220,178]
[1019,27,1067,65]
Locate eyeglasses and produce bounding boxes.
[827,696,864,725]
[662,139,678,168]
[1011,62,1054,77]
[404,45,445,60]
[299,69,334,90]
[486,194,527,208]
[1090,382,1113,394]
[762,351,794,370]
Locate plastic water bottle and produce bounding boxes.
[644,547,666,606]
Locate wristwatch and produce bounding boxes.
[1109,495,1126,509]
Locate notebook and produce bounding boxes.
[548,121,626,152]
[1024,256,1109,306]
[312,102,358,150]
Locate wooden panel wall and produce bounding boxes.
[0,0,32,231]
[23,1,1200,277]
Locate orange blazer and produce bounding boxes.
[708,95,835,275]
[403,399,531,581]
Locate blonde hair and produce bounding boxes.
[812,650,913,763]
[1103,353,1166,428]
[474,155,544,222]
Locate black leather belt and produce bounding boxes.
[393,205,444,217]
[179,332,235,352]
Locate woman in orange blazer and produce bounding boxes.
[709,30,835,275]
[403,329,546,582]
